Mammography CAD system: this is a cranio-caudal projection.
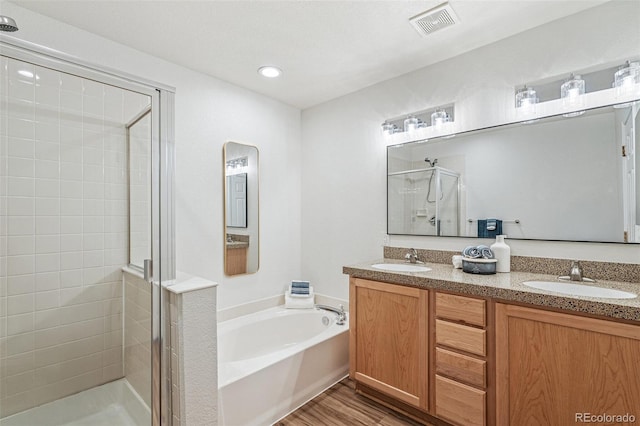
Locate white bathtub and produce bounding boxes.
[218,306,349,425]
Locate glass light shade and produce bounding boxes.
[561,74,585,99]
[431,109,450,127]
[381,121,396,136]
[614,61,640,91]
[613,61,640,107]
[561,74,585,117]
[404,115,420,132]
[515,86,538,108]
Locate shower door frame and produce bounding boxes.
[0,35,175,425]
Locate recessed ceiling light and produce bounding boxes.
[258,66,282,78]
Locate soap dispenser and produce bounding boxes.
[491,235,511,273]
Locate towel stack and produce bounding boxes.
[462,245,494,259]
[285,280,315,309]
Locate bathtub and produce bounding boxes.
[218,306,349,425]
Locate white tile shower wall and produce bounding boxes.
[0,57,149,417]
[123,271,151,408]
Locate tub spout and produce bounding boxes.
[315,304,346,325]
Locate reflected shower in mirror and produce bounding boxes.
[387,101,640,243]
[223,142,259,275]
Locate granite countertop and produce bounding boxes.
[343,259,640,323]
[226,241,249,248]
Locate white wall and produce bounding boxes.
[301,1,640,301]
[1,1,302,310]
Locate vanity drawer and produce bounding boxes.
[435,375,486,426]
[436,319,486,357]
[436,347,486,388]
[436,292,486,327]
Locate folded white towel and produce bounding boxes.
[288,285,314,298]
[285,291,315,309]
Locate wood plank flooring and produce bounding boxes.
[276,379,427,426]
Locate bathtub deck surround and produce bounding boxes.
[344,251,640,426]
[217,306,349,425]
[217,293,348,322]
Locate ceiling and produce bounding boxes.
[9,0,608,109]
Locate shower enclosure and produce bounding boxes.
[0,36,174,425]
[387,165,460,236]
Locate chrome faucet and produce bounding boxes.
[316,304,346,325]
[569,260,584,281]
[405,248,420,264]
[558,260,594,282]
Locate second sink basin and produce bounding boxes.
[372,263,432,273]
[523,281,637,299]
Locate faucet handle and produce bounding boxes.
[405,248,418,263]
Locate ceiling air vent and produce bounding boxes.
[409,2,459,37]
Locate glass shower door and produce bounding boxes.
[0,45,169,425]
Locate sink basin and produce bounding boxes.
[371,263,432,273]
[522,281,637,299]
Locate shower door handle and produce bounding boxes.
[144,259,153,284]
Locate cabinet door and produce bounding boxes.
[350,278,428,410]
[496,303,640,426]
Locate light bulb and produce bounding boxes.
[515,86,538,109]
[404,116,420,132]
[258,66,282,78]
[613,61,640,108]
[561,74,585,117]
[381,121,396,136]
[431,109,449,127]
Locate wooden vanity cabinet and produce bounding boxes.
[496,303,640,426]
[225,245,247,275]
[434,292,490,426]
[349,275,640,426]
[349,278,429,411]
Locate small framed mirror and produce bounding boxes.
[223,142,259,275]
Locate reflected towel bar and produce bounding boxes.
[468,219,521,224]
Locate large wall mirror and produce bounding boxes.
[223,142,259,275]
[387,101,640,243]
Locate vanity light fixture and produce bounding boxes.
[515,85,538,109]
[613,60,640,108]
[404,115,421,132]
[561,73,585,117]
[431,108,450,127]
[258,66,282,78]
[226,157,248,172]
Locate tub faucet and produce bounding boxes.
[316,304,346,325]
[405,248,420,264]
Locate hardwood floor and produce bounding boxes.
[276,379,427,426]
